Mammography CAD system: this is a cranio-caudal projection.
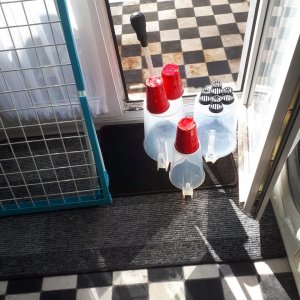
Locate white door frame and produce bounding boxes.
[241,0,269,105]
[257,89,300,219]
[239,0,300,218]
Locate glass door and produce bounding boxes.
[239,0,300,217]
[107,0,250,102]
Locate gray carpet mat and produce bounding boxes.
[0,188,286,279]
[0,135,96,206]
[0,132,286,279]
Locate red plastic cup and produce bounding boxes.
[175,117,199,154]
[146,76,169,114]
[161,63,183,100]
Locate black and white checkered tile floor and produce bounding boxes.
[1,258,299,299]
[110,0,248,96]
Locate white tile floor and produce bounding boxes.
[113,269,148,285]
[42,275,77,291]
[0,258,299,300]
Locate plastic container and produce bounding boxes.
[169,117,205,198]
[161,63,184,114]
[193,82,238,163]
[144,76,184,170]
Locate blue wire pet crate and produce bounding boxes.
[0,0,111,216]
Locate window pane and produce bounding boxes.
[247,0,299,161]
[108,0,249,100]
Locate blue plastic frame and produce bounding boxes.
[0,0,111,216]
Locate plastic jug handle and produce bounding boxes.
[157,139,169,171]
[205,129,218,164]
[182,182,193,199]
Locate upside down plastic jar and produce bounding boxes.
[193,82,238,163]
[144,76,184,170]
[169,117,205,198]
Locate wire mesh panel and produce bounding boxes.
[0,0,111,216]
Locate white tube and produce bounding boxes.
[143,47,155,76]
[205,129,217,163]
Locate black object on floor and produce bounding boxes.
[0,124,286,280]
[98,123,238,196]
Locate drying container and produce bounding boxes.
[193,82,238,163]
[144,76,184,170]
[169,117,205,198]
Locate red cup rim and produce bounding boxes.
[175,117,199,154]
[146,76,169,114]
[161,63,183,100]
[162,63,179,76]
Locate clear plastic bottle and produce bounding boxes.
[193,82,238,163]
[169,117,205,198]
[144,76,184,170]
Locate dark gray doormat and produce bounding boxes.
[98,123,238,196]
[0,189,286,279]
